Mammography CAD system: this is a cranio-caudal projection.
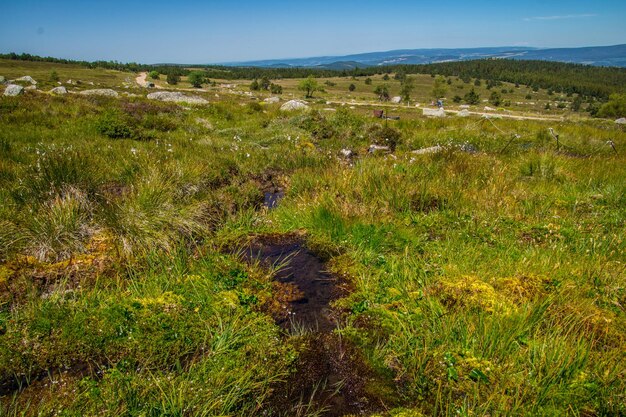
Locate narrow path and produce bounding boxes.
[324,99,566,122]
[135,71,148,87]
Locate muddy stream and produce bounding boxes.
[244,236,391,416]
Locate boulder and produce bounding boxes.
[340,149,353,158]
[615,118,626,125]
[3,84,24,96]
[80,89,119,97]
[459,104,470,109]
[16,75,37,85]
[412,145,443,155]
[147,91,208,104]
[50,86,68,95]
[264,96,280,103]
[484,106,496,111]
[390,96,402,103]
[280,99,309,111]
[25,85,37,91]
[457,109,470,117]
[423,108,446,117]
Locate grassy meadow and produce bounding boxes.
[0,61,625,416]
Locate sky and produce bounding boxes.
[0,0,625,64]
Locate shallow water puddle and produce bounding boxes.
[263,188,285,209]
[244,236,390,416]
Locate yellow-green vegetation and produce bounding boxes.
[0,61,624,416]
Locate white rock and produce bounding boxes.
[16,75,37,85]
[457,109,470,117]
[615,118,626,124]
[50,86,67,95]
[3,84,24,96]
[80,89,119,97]
[459,104,470,109]
[264,96,280,103]
[484,106,496,111]
[390,96,402,103]
[340,149,353,158]
[25,85,37,91]
[423,108,446,117]
[280,99,309,111]
[147,91,208,104]
[412,145,444,155]
[368,144,390,154]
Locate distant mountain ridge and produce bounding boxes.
[223,44,626,69]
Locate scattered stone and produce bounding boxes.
[264,96,280,103]
[484,106,496,111]
[390,96,402,103]
[80,89,119,97]
[147,91,208,104]
[458,109,470,117]
[195,117,214,130]
[25,85,37,91]
[280,99,309,111]
[368,144,390,154]
[412,145,443,155]
[615,118,626,124]
[459,104,470,109]
[16,75,37,85]
[50,86,68,95]
[66,79,74,85]
[482,113,502,119]
[423,108,446,117]
[3,84,24,96]
[340,149,353,158]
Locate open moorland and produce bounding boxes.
[0,58,625,416]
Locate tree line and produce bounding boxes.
[3,53,626,99]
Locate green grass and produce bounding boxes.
[0,61,624,416]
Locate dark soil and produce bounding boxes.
[244,235,393,416]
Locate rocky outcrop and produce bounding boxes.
[423,108,446,117]
[16,75,37,85]
[3,84,24,96]
[50,86,68,95]
[146,91,208,104]
[280,100,309,111]
[80,89,119,97]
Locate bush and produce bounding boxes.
[166,73,180,85]
[364,78,372,85]
[367,124,402,150]
[597,93,626,118]
[188,71,205,88]
[464,89,480,105]
[95,110,132,139]
[49,70,59,82]
[250,80,259,91]
[349,83,356,92]
[270,83,282,94]
[149,71,160,80]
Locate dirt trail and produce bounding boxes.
[325,100,564,122]
[244,236,393,416]
[135,72,148,86]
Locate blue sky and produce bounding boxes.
[0,0,625,63]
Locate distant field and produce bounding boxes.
[0,60,624,416]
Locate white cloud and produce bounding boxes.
[523,14,597,22]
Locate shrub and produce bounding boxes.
[367,124,402,150]
[464,89,480,105]
[149,71,160,80]
[49,70,59,82]
[597,93,626,118]
[364,78,372,85]
[349,83,356,92]
[166,73,180,85]
[270,83,282,94]
[188,71,205,88]
[95,110,132,139]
